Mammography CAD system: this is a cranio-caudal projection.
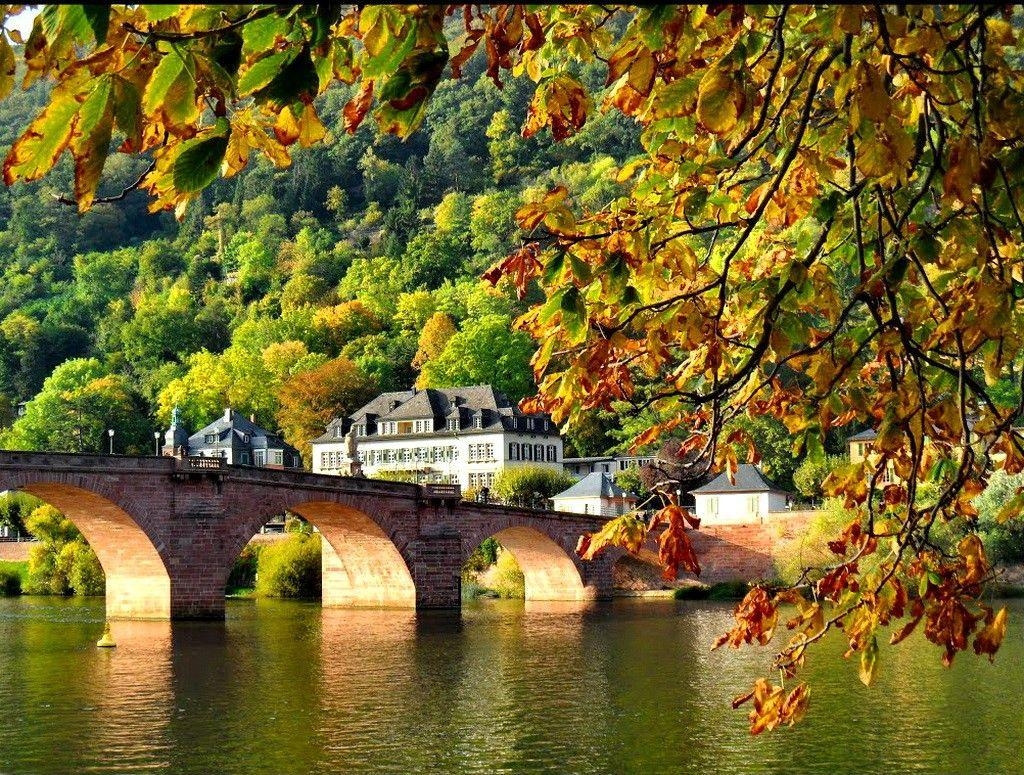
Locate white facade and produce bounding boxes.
[694,490,790,526]
[551,494,633,517]
[562,454,654,477]
[313,429,562,489]
[311,386,563,490]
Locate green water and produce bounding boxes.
[0,596,1021,774]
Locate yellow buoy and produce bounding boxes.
[96,621,116,648]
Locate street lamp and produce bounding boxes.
[154,431,161,456]
[107,428,114,455]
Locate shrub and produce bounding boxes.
[773,498,873,585]
[792,455,846,502]
[974,472,1024,565]
[464,537,499,574]
[63,542,104,596]
[490,548,525,599]
[255,533,322,599]
[493,465,577,508]
[22,504,105,596]
[0,566,21,596]
[227,543,261,592]
[674,584,710,600]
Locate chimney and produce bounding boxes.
[224,408,232,422]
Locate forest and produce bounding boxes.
[0,32,646,464]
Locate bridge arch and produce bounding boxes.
[462,522,593,602]
[224,496,417,608]
[0,476,171,619]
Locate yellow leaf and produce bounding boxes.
[697,68,743,135]
[859,634,879,686]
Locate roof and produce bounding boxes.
[189,410,298,454]
[552,472,636,501]
[689,464,790,495]
[328,385,552,439]
[848,428,878,441]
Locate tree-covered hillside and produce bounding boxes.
[0,45,640,460]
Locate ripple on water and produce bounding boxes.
[0,596,1021,775]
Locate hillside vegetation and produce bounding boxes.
[0,47,640,462]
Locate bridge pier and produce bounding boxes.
[409,527,463,609]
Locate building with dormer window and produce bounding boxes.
[311,386,562,488]
[164,407,302,469]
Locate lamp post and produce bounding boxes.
[154,431,161,456]
[107,428,114,455]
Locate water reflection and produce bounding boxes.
[0,596,1021,775]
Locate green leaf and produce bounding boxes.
[859,634,879,687]
[241,15,292,57]
[237,49,298,96]
[559,286,588,343]
[83,5,110,45]
[143,52,199,127]
[141,5,181,23]
[173,134,229,193]
[70,75,115,210]
[2,84,81,185]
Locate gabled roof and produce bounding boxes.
[690,464,790,495]
[552,472,636,501]
[382,389,448,420]
[848,428,878,442]
[189,410,297,454]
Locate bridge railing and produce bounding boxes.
[178,456,225,471]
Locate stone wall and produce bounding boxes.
[0,541,32,562]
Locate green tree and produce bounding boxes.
[492,465,577,508]
[23,504,104,596]
[0,358,151,454]
[418,314,535,403]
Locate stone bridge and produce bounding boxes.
[0,451,617,620]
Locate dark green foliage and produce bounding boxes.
[0,562,24,596]
[227,543,261,593]
[674,581,749,601]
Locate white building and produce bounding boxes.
[311,386,563,489]
[690,464,793,526]
[551,472,637,516]
[562,454,654,478]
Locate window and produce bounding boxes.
[748,495,759,514]
[523,445,532,461]
[509,443,519,461]
[527,418,535,431]
[242,434,250,444]
[241,452,250,465]
[293,455,300,468]
[272,450,283,465]
[706,497,719,516]
[546,445,556,462]
[535,444,543,461]
[205,433,216,444]
[447,418,458,431]
[398,421,413,435]
[474,414,483,429]
[255,450,266,466]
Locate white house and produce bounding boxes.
[311,386,563,489]
[562,454,655,478]
[551,472,637,517]
[163,407,302,469]
[690,464,792,525]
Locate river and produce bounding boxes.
[0,596,1021,774]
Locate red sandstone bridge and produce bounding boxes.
[0,451,621,619]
